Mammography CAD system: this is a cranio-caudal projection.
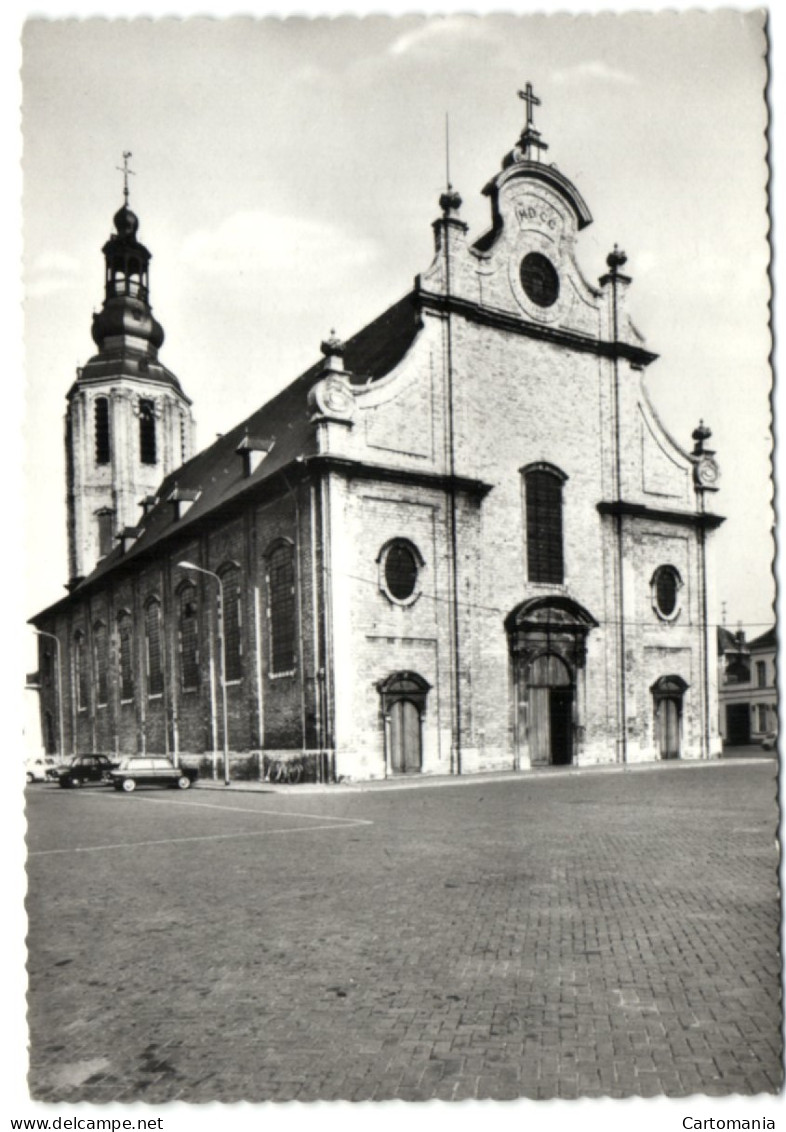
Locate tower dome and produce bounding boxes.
[113,204,139,239]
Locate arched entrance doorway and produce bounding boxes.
[651,675,688,759]
[377,672,431,775]
[505,596,598,768]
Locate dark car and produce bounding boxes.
[110,756,198,792]
[50,753,117,788]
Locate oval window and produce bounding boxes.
[384,543,419,602]
[520,252,560,308]
[654,567,680,619]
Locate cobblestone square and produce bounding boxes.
[26,760,782,1101]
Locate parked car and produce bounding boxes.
[110,756,198,792]
[50,753,117,788]
[26,754,57,783]
[761,731,778,750]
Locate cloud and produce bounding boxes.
[26,251,81,299]
[551,60,637,87]
[180,210,379,285]
[388,16,499,59]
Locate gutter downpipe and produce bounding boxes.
[697,491,711,759]
[442,189,463,776]
[281,464,309,771]
[609,249,628,765]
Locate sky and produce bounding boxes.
[4,1,782,1128]
[19,10,773,656]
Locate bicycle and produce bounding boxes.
[265,758,303,785]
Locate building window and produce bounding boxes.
[377,539,424,605]
[219,563,243,682]
[524,465,565,584]
[139,399,157,465]
[725,659,750,685]
[145,598,164,697]
[651,565,682,621]
[520,252,560,308]
[266,542,295,676]
[180,414,188,464]
[118,611,134,701]
[756,660,767,688]
[93,621,108,706]
[178,583,200,690]
[95,397,110,464]
[756,703,769,732]
[96,509,115,559]
[44,711,56,755]
[74,630,88,711]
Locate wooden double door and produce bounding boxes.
[656,697,681,759]
[378,672,430,776]
[524,654,575,767]
[389,699,422,774]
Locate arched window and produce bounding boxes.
[178,583,200,690]
[95,397,110,465]
[266,542,295,676]
[93,621,108,706]
[219,563,243,682]
[44,711,56,755]
[117,610,134,701]
[523,464,566,584]
[139,399,157,465]
[74,630,88,711]
[144,598,164,697]
[41,648,53,687]
[96,508,115,559]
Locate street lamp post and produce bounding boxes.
[33,629,65,758]
[178,561,230,786]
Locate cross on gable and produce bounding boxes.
[518,83,541,131]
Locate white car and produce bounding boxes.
[26,755,57,783]
[110,756,198,792]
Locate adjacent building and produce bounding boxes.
[30,90,724,781]
[718,625,777,746]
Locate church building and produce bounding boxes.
[30,89,724,782]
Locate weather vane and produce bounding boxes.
[116,151,135,204]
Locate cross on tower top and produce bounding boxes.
[518,82,541,131]
[116,151,135,204]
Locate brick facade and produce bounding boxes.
[32,102,724,780]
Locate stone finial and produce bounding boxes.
[320,330,346,360]
[439,186,463,215]
[606,244,628,274]
[692,420,712,455]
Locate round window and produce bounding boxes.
[520,252,560,308]
[653,566,681,620]
[384,542,419,602]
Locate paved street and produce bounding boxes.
[26,760,782,1102]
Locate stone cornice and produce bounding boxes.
[417,289,658,368]
[597,500,725,530]
[302,454,493,499]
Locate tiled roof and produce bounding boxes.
[748,625,776,652]
[32,293,423,621]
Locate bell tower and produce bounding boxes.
[65,156,196,585]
